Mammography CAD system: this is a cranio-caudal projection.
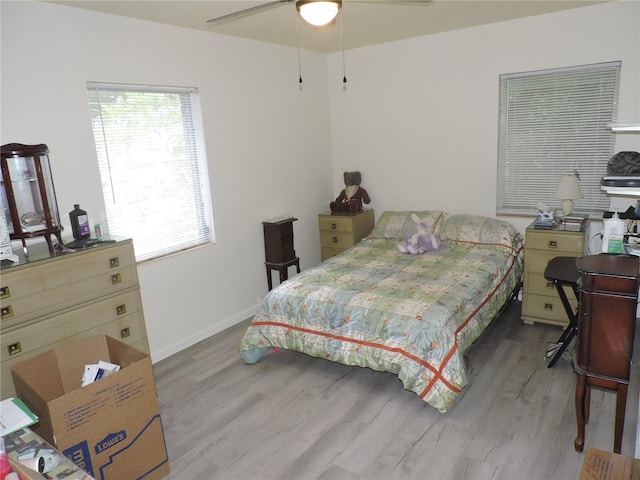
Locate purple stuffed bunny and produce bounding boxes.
[397,213,448,254]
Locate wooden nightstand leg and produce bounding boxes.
[266,265,273,291]
[279,267,288,284]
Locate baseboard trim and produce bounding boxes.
[149,304,258,363]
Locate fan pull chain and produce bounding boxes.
[340,5,347,85]
[295,11,303,85]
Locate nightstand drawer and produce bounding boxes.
[525,230,584,252]
[521,293,573,324]
[320,230,355,250]
[524,250,581,275]
[525,271,578,300]
[321,246,344,260]
[318,216,356,233]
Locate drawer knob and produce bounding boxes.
[120,327,131,339]
[1,305,14,319]
[7,341,21,355]
[331,236,338,244]
[110,256,120,268]
[548,240,557,249]
[331,223,337,230]
[546,281,554,289]
[0,286,9,299]
[111,273,122,285]
[544,303,553,311]
[116,304,127,315]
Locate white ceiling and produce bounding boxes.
[48,0,607,54]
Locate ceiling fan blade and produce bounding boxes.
[206,0,294,24]
[347,0,431,3]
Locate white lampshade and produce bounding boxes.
[554,173,584,216]
[296,0,341,27]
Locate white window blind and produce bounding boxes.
[497,61,620,218]
[87,82,214,262]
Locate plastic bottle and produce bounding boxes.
[0,436,13,480]
[601,210,624,253]
[69,204,91,240]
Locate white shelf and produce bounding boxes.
[609,123,640,132]
[601,186,640,197]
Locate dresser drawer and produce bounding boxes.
[0,305,146,398]
[1,244,138,329]
[525,230,585,253]
[521,293,573,325]
[1,288,144,360]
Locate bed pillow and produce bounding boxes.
[440,214,521,249]
[370,210,446,240]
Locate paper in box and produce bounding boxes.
[11,334,170,480]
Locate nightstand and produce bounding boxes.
[318,209,375,261]
[262,216,300,290]
[521,223,586,326]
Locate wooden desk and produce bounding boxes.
[574,254,639,454]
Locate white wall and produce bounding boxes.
[1,0,334,361]
[327,1,640,234]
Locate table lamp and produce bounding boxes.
[555,173,583,216]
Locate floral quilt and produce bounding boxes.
[239,213,524,412]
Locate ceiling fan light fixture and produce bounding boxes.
[296,0,342,27]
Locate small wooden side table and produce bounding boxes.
[262,216,299,290]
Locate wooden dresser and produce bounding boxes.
[521,224,586,326]
[0,238,149,399]
[318,209,375,261]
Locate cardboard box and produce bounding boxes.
[11,335,170,480]
[579,448,640,480]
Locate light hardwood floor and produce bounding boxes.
[153,301,639,480]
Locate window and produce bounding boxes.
[497,61,621,217]
[87,82,213,262]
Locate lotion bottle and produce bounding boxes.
[601,210,624,253]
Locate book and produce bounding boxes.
[558,221,586,232]
[558,215,587,231]
[0,397,38,436]
[561,214,588,223]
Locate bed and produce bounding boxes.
[239,211,524,412]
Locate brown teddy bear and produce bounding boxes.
[330,171,371,213]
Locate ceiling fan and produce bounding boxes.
[206,0,432,28]
[207,0,432,85]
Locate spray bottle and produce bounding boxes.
[601,210,625,253]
